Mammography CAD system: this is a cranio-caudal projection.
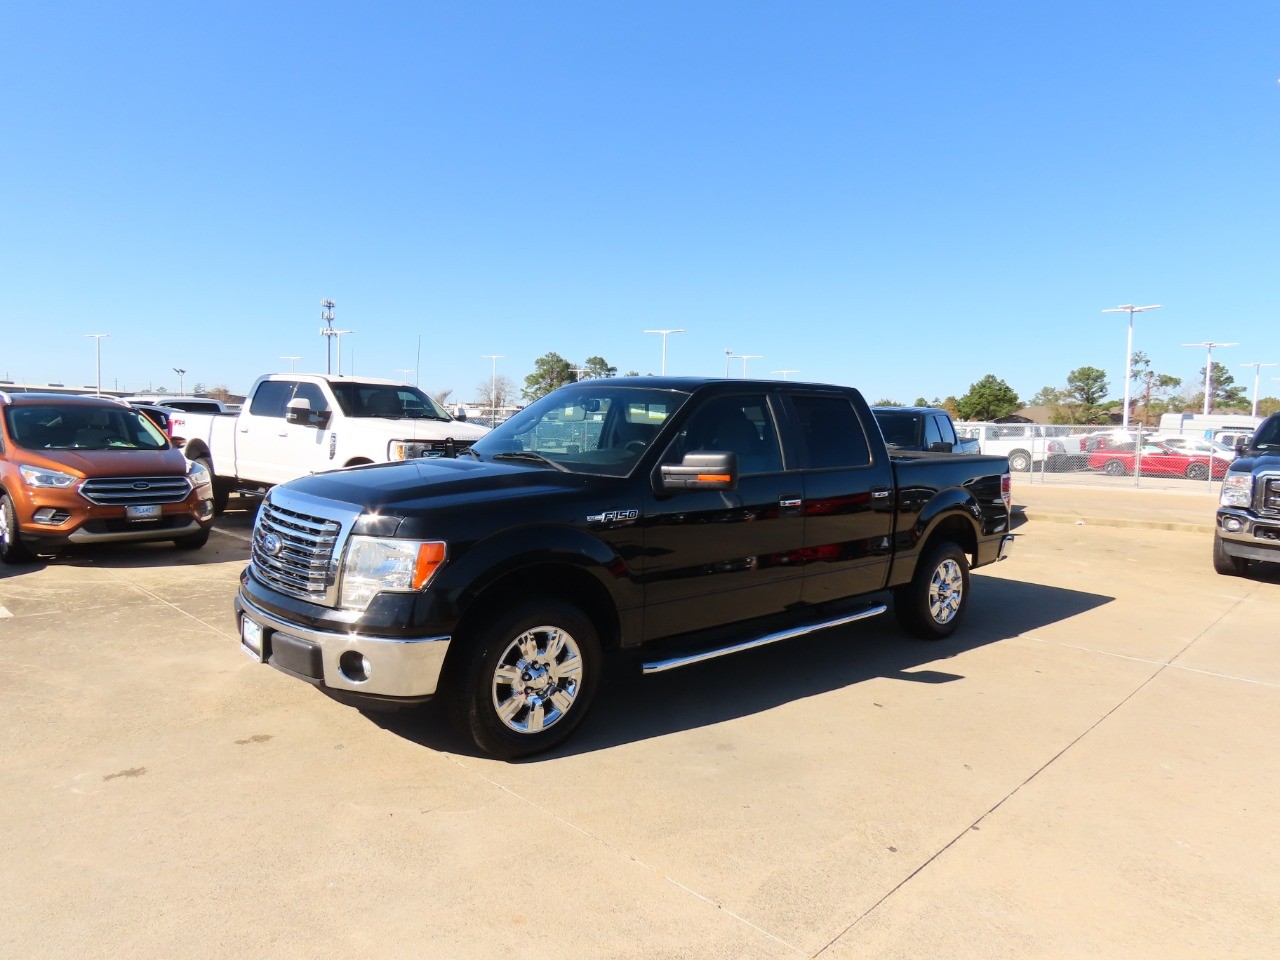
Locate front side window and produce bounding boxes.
[792,394,872,469]
[329,382,452,421]
[661,395,783,475]
[472,385,688,477]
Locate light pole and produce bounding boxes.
[1240,362,1276,417]
[481,355,504,422]
[643,329,685,375]
[1182,342,1238,415]
[395,369,414,383]
[724,349,735,377]
[280,355,302,373]
[770,369,798,380]
[331,331,353,376]
[172,367,187,394]
[320,299,336,374]
[736,355,763,378]
[84,334,108,395]
[1102,304,1161,429]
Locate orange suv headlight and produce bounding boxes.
[19,465,78,489]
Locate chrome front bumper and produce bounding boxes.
[235,593,452,699]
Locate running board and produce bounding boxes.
[641,604,888,675]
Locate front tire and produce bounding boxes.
[1008,450,1031,472]
[1185,462,1209,481]
[1212,532,1249,577]
[894,540,970,640]
[1103,459,1127,477]
[0,494,34,564]
[447,600,602,759]
[196,457,230,515]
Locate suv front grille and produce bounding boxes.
[252,499,342,603]
[80,475,192,505]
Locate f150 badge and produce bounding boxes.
[587,509,639,524]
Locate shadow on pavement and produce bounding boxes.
[375,577,1114,761]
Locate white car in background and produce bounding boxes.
[954,422,1084,472]
[1153,434,1238,460]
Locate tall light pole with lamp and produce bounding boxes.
[1102,304,1161,429]
[84,334,109,395]
[724,349,735,377]
[735,355,762,378]
[1182,342,1238,415]
[1240,362,1276,417]
[331,331,353,376]
[481,355,504,422]
[643,329,685,375]
[280,356,302,373]
[172,367,187,395]
[770,369,798,380]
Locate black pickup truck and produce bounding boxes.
[235,378,1013,758]
[1214,411,1280,577]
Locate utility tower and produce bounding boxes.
[320,299,337,375]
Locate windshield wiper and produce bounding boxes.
[490,451,572,472]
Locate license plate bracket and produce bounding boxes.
[125,503,162,521]
[241,617,266,662]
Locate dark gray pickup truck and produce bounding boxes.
[235,377,1014,758]
[1215,412,1280,577]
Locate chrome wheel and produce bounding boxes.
[927,558,965,624]
[490,624,585,734]
[1103,459,1125,476]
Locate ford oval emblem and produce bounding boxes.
[132,481,151,490]
[261,532,284,557]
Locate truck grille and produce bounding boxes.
[80,475,192,505]
[251,498,342,602]
[1261,477,1280,516]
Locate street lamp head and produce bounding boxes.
[1102,304,1162,314]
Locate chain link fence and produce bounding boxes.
[954,421,1237,491]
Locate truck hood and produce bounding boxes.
[1228,453,1280,474]
[346,418,490,442]
[282,455,601,519]
[27,448,188,478]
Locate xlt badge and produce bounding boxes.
[587,509,639,524]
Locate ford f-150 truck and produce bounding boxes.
[234,377,1014,759]
[171,374,489,512]
[1214,412,1280,577]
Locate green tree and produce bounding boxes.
[624,370,640,377]
[955,375,1020,422]
[1056,366,1110,424]
[1129,351,1181,426]
[876,398,903,406]
[913,396,929,407]
[1259,396,1280,417]
[579,356,617,380]
[1192,361,1248,412]
[1029,385,1064,407]
[522,352,573,402]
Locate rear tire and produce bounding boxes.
[1008,450,1031,472]
[1212,532,1249,577]
[0,494,34,564]
[1185,462,1209,481]
[1103,459,1126,477]
[894,540,970,640]
[446,600,602,759]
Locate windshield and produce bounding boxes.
[471,384,689,477]
[1251,417,1280,451]
[329,382,454,420]
[5,404,169,451]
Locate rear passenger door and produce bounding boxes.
[785,391,896,603]
[235,380,300,486]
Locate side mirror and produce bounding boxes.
[453,405,468,421]
[285,397,312,425]
[656,451,738,493]
[927,441,953,453]
[170,436,187,450]
[1236,442,1248,456]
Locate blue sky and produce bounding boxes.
[3,2,1278,405]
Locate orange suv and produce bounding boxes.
[0,392,215,563]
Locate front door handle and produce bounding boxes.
[780,495,803,516]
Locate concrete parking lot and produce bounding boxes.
[1,487,1276,959]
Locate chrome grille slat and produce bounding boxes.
[250,498,342,603]
[80,476,192,505]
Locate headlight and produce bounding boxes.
[19,465,78,489]
[339,537,447,611]
[1220,474,1252,508]
[389,440,432,461]
[186,459,212,490]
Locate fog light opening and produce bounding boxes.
[1223,518,1244,533]
[339,650,372,683]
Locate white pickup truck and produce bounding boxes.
[954,422,1085,472]
[169,374,489,511]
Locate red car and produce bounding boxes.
[1088,441,1229,480]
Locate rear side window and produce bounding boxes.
[792,395,871,469]
[249,381,297,418]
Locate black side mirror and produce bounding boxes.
[927,441,954,453]
[656,451,738,493]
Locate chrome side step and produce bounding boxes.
[641,604,888,675]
